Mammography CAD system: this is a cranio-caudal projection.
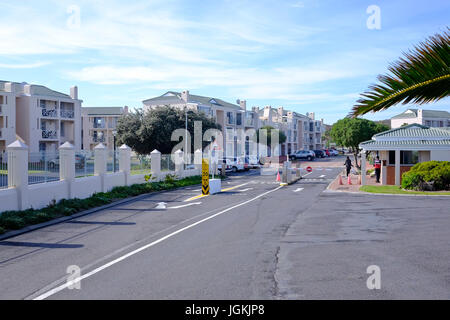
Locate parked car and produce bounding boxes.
[291,150,315,161]
[313,150,325,158]
[322,149,331,157]
[248,155,260,168]
[218,157,244,173]
[329,149,339,156]
[48,154,85,169]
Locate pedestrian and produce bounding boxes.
[344,156,353,177]
[374,156,381,183]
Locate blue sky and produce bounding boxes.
[0,0,449,124]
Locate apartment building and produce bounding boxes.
[258,106,324,155]
[143,91,256,157]
[0,81,82,153]
[81,106,128,150]
[391,108,450,129]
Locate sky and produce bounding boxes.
[0,0,449,124]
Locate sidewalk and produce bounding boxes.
[327,165,379,192]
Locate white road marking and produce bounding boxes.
[238,188,253,192]
[319,175,326,178]
[168,202,202,209]
[155,202,167,209]
[33,185,283,300]
[294,188,304,193]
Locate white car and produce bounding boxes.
[329,149,339,156]
[248,155,260,168]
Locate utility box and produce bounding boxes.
[209,179,221,195]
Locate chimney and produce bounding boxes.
[278,106,284,116]
[181,90,189,102]
[417,109,423,120]
[239,100,246,110]
[4,82,14,93]
[308,112,315,120]
[70,86,78,100]
[123,106,129,114]
[23,84,32,95]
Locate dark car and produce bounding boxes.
[313,150,325,158]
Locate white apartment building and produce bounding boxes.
[0,81,82,153]
[391,108,450,129]
[81,106,129,150]
[258,106,324,155]
[143,91,258,157]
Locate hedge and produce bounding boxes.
[402,161,450,191]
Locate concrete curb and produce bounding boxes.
[0,183,204,241]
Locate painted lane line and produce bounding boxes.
[184,183,250,202]
[238,188,253,192]
[293,188,304,193]
[319,175,326,178]
[168,202,202,209]
[33,185,283,300]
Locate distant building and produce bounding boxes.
[0,81,82,153]
[81,106,128,150]
[391,108,450,129]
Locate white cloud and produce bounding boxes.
[0,61,49,69]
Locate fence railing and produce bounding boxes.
[131,154,151,175]
[76,151,95,178]
[60,109,75,119]
[0,152,7,189]
[28,152,60,185]
[42,130,58,139]
[107,151,119,173]
[161,154,175,171]
[41,108,58,118]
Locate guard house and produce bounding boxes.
[359,124,450,186]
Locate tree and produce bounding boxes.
[255,126,287,146]
[116,106,221,155]
[352,28,450,117]
[330,118,389,168]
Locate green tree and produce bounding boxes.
[116,106,221,154]
[330,118,389,167]
[255,126,287,147]
[352,29,450,116]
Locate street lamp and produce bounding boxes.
[112,130,117,172]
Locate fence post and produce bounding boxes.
[59,142,75,198]
[94,143,108,192]
[194,149,202,175]
[151,149,161,181]
[119,144,131,186]
[7,140,29,210]
[174,149,184,178]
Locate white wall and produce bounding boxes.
[28,181,68,209]
[0,188,18,212]
[431,150,450,161]
[72,176,102,199]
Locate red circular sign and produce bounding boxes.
[306,166,313,172]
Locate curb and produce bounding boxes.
[323,188,450,197]
[0,183,203,241]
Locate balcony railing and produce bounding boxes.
[60,109,75,119]
[93,137,105,143]
[42,109,58,118]
[42,130,58,139]
[93,123,106,129]
[0,105,2,114]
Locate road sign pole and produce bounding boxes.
[202,158,210,195]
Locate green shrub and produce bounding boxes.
[0,226,5,235]
[402,161,450,191]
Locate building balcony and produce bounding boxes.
[93,136,106,143]
[42,130,58,139]
[41,108,58,118]
[60,109,75,119]
[93,123,106,129]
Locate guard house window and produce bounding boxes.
[388,151,419,165]
[236,113,242,126]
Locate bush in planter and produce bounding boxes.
[402,161,450,191]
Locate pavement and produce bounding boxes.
[0,155,449,299]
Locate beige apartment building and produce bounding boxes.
[259,106,324,155]
[81,106,129,150]
[390,108,450,129]
[143,91,258,157]
[0,81,82,153]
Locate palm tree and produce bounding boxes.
[352,28,450,117]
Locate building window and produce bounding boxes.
[226,112,234,125]
[236,113,242,126]
[388,151,419,165]
[61,122,65,137]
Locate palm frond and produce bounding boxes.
[352,28,450,117]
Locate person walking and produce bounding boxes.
[344,156,353,177]
[374,156,382,183]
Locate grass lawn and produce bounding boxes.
[360,185,450,195]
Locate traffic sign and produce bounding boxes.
[306,166,313,173]
[202,158,210,195]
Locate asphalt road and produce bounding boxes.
[0,156,449,299]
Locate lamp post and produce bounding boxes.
[113,130,117,172]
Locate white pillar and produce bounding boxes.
[361,151,367,186]
[174,149,184,178]
[94,143,108,192]
[150,149,161,181]
[194,149,202,175]
[395,149,401,186]
[119,144,131,185]
[7,140,29,210]
[59,142,75,198]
